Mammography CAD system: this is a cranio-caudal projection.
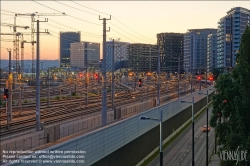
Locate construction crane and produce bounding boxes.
[1,22,29,30]
[1,21,30,74]
[15,12,66,80]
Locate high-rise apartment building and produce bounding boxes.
[105,40,129,71]
[184,29,217,73]
[207,33,217,72]
[157,33,184,73]
[128,44,157,72]
[217,7,250,70]
[59,32,80,68]
[70,41,100,69]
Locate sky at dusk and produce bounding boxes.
[1,1,250,60]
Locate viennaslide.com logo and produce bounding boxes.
[219,146,248,165]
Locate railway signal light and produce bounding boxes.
[197,75,201,80]
[138,79,142,87]
[209,76,213,81]
[79,73,83,78]
[3,88,8,99]
[94,74,98,80]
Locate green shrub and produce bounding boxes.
[55,96,60,100]
[71,92,76,96]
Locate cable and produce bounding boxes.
[112,16,154,43]
[111,28,136,43]
[42,22,101,38]
[32,0,102,26]
[1,13,14,17]
[70,0,110,16]
[54,1,98,16]
[1,10,16,14]
[109,22,150,43]
[54,0,151,41]
[69,1,154,43]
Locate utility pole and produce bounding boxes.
[7,49,13,130]
[33,18,49,131]
[178,55,180,98]
[157,45,160,106]
[99,15,111,126]
[112,39,115,118]
[190,56,193,94]
[147,73,149,100]
[85,43,88,106]
[47,67,50,107]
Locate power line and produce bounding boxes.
[69,1,154,43]
[112,16,154,43]
[111,28,136,43]
[11,13,102,37]
[42,22,101,38]
[57,0,150,43]
[54,1,98,16]
[70,0,110,16]
[1,9,15,13]
[109,22,151,43]
[32,0,102,26]
[1,13,14,17]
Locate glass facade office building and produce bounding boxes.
[128,44,157,72]
[184,29,217,73]
[59,32,80,68]
[207,33,217,72]
[157,33,184,73]
[70,42,100,69]
[217,7,250,70]
[106,41,130,71]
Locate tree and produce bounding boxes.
[210,26,250,165]
[212,67,223,80]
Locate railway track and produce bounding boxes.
[0,89,169,137]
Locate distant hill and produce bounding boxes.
[0,60,59,71]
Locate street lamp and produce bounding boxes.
[180,96,195,166]
[139,110,163,166]
[198,89,213,166]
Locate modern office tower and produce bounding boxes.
[207,33,217,72]
[106,40,130,71]
[128,43,157,72]
[59,31,80,68]
[70,42,100,69]
[157,32,184,73]
[184,29,217,73]
[217,7,250,71]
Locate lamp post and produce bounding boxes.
[180,96,195,166]
[139,110,163,166]
[198,88,213,166]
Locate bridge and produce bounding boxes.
[3,87,214,166]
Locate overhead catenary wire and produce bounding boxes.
[8,12,102,38]
[42,22,102,38]
[43,0,153,43]
[54,1,98,16]
[69,0,155,43]
[32,0,102,26]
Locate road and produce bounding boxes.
[148,106,215,166]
